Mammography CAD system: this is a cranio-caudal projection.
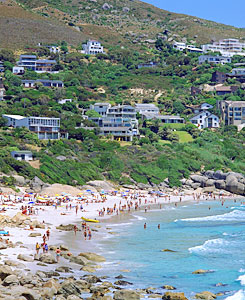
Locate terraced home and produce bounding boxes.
[217,100,245,130]
[16,55,57,73]
[82,40,104,55]
[2,115,68,140]
[22,79,64,88]
[88,104,139,141]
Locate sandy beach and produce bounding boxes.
[0,187,240,299]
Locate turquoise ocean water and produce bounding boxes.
[95,199,245,299]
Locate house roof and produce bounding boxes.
[100,127,131,132]
[3,114,26,120]
[20,55,37,58]
[135,104,158,109]
[215,86,233,92]
[22,79,63,84]
[36,59,56,63]
[156,115,184,120]
[11,150,32,154]
[225,101,245,107]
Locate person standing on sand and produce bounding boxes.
[56,247,61,262]
[36,242,40,255]
[84,230,87,240]
[42,234,46,243]
[74,225,77,236]
[46,229,50,240]
[76,205,78,215]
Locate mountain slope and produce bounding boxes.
[15,0,245,46]
[0,0,88,48]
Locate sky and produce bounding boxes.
[143,0,245,28]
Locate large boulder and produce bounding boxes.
[3,274,19,286]
[70,255,89,266]
[43,278,60,291]
[212,171,227,180]
[56,224,75,231]
[162,292,188,300]
[58,279,81,297]
[86,180,115,191]
[29,232,42,237]
[215,180,226,190]
[4,260,25,269]
[226,174,245,195]
[12,212,30,224]
[17,254,34,262]
[195,291,216,299]
[30,176,49,193]
[190,175,208,187]
[78,252,106,262]
[0,265,13,280]
[39,253,57,264]
[12,175,26,186]
[113,289,140,300]
[0,242,7,250]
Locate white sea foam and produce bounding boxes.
[189,238,230,254]
[109,222,133,227]
[225,290,245,300]
[132,215,147,221]
[240,269,245,273]
[237,275,245,286]
[180,210,245,222]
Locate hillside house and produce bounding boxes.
[0,61,4,72]
[215,86,238,95]
[173,42,203,53]
[137,62,159,69]
[202,38,245,57]
[211,71,227,84]
[90,103,111,116]
[198,55,231,65]
[87,103,139,141]
[135,104,159,116]
[217,100,245,129]
[0,77,5,101]
[58,99,72,104]
[190,111,220,129]
[22,79,64,88]
[2,114,67,140]
[227,68,245,83]
[17,55,37,71]
[35,60,56,73]
[17,55,57,73]
[82,40,104,55]
[13,66,25,75]
[11,151,33,161]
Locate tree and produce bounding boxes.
[85,110,101,118]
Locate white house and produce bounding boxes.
[173,42,203,53]
[190,111,220,129]
[58,99,72,104]
[82,40,104,55]
[193,103,214,114]
[198,55,231,65]
[202,38,245,57]
[135,104,160,115]
[11,150,33,161]
[13,66,25,75]
[2,114,68,140]
[0,77,5,101]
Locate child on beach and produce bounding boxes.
[36,242,40,255]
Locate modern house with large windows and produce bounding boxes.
[2,115,68,140]
[87,104,139,141]
[217,100,245,130]
[17,55,57,73]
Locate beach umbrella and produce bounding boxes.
[28,201,35,204]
